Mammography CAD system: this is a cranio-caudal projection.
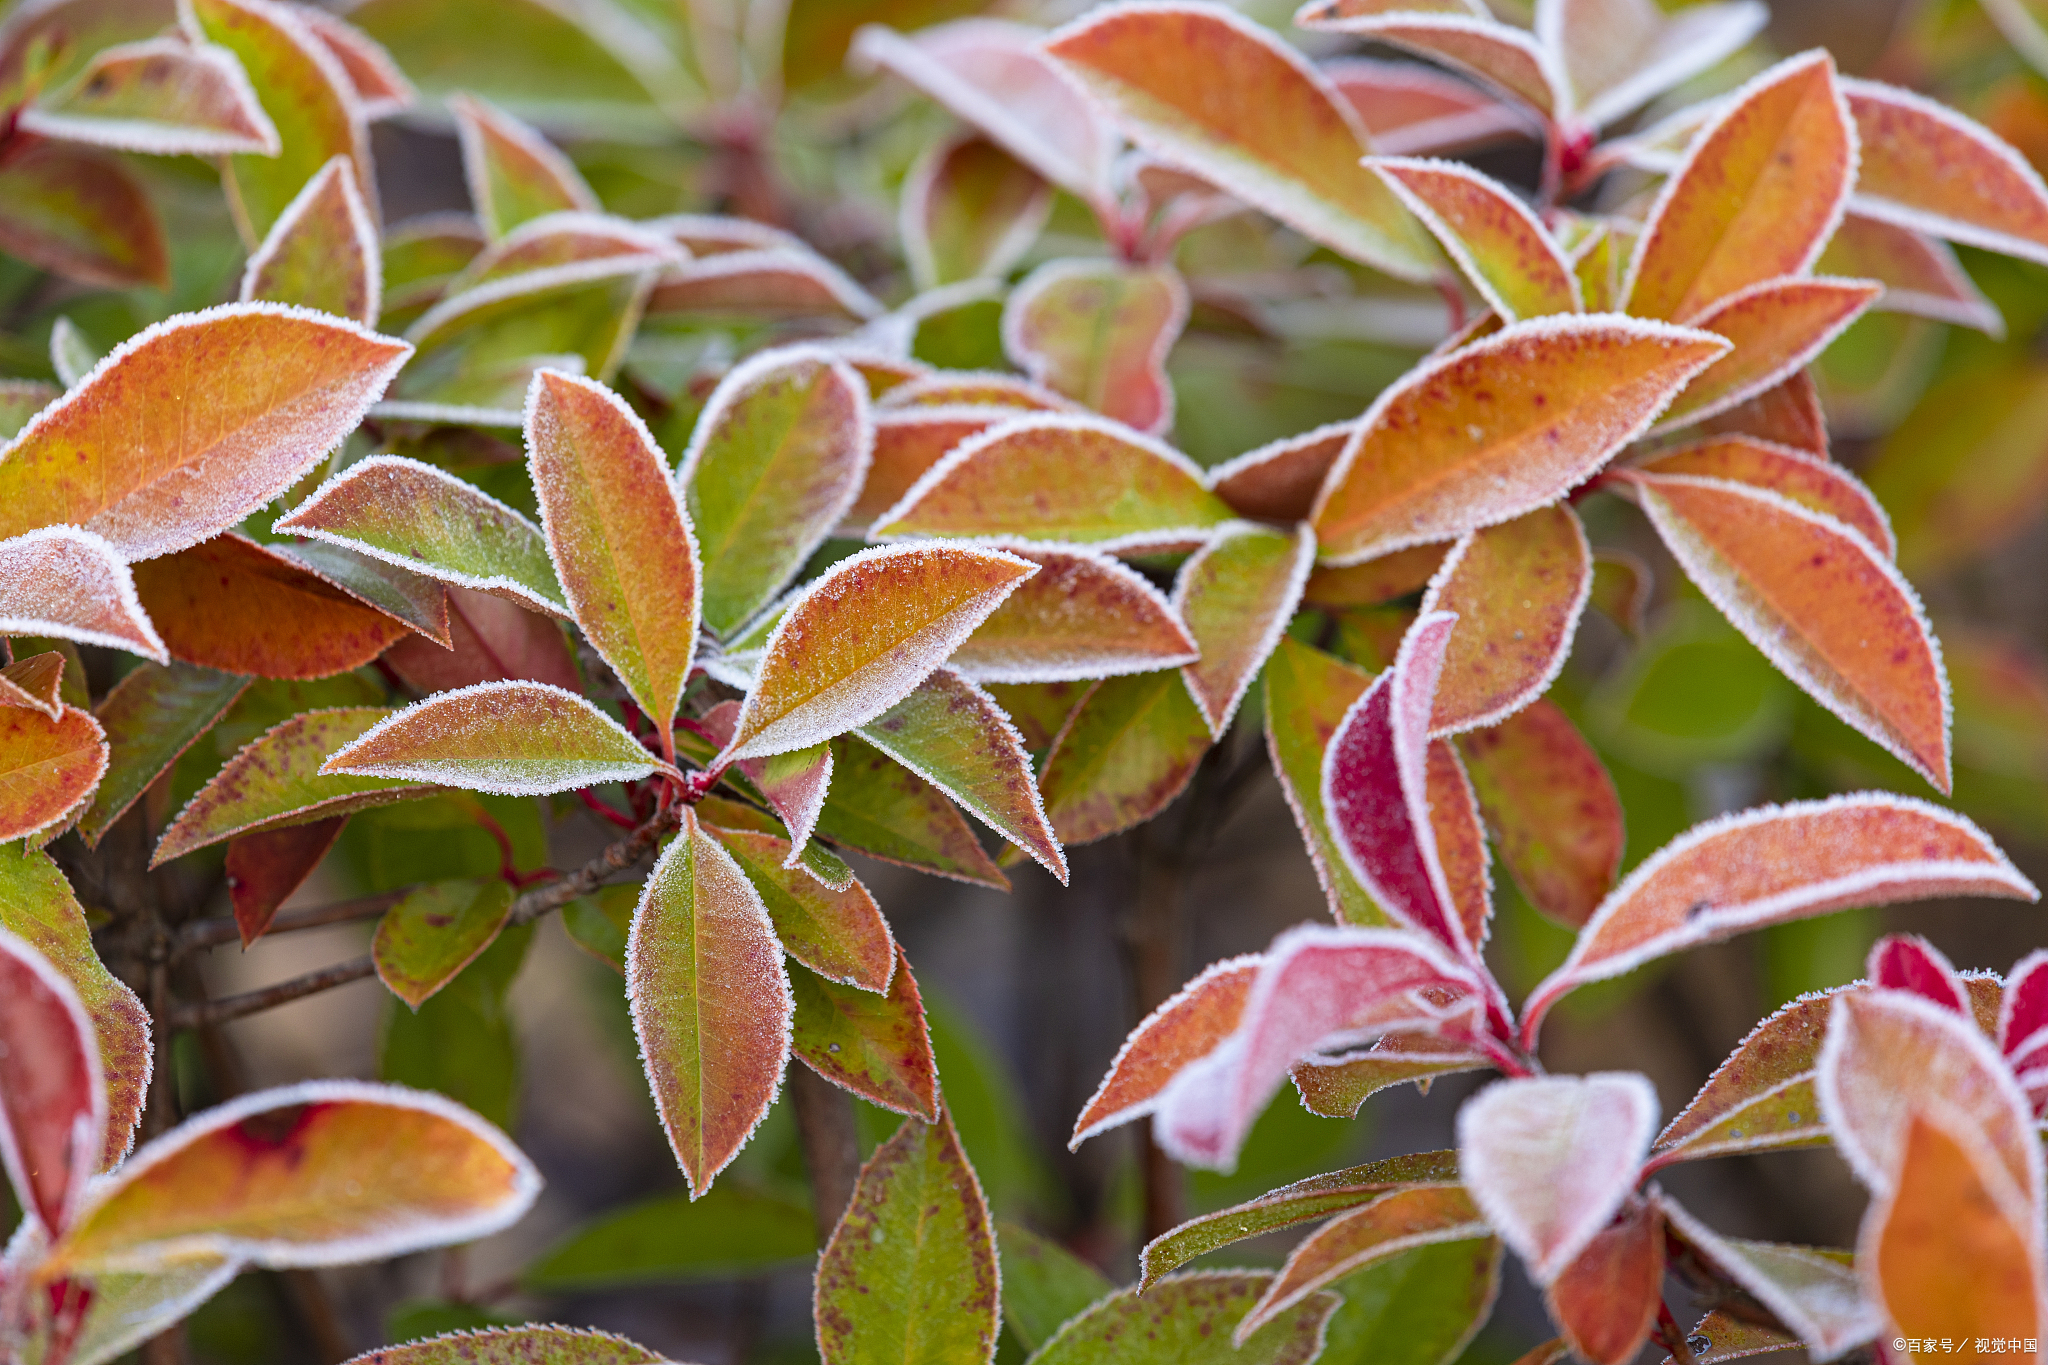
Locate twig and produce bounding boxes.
[1655,1300,1703,1365]
[167,956,377,1030]
[174,893,402,955]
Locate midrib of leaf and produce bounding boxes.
[0,736,90,784]
[1056,673,1179,796]
[765,588,990,730]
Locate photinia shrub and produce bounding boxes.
[1,0,2047,1360]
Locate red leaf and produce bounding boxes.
[1545,1198,1663,1365]
[1655,277,1879,430]
[1001,260,1187,435]
[1686,369,1829,457]
[0,526,166,662]
[703,817,893,993]
[1263,638,1386,926]
[1428,739,1494,953]
[1999,950,2048,1079]
[1867,933,1970,1016]
[1071,955,1259,1147]
[0,135,168,289]
[1634,437,1893,557]
[227,817,347,947]
[791,946,938,1120]
[383,586,579,695]
[951,545,1197,684]
[1035,669,1212,846]
[0,928,103,1235]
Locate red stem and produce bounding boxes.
[469,804,554,889]
[576,787,638,830]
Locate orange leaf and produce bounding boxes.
[844,409,1004,532]
[1420,502,1590,733]
[372,878,515,1009]
[1043,3,1442,281]
[227,817,347,947]
[1817,213,2003,336]
[0,136,167,289]
[0,527,165,662]
[1536,0,1766,130]
[1427,738,1493,953]
[1000,260,1188,435]
[1686,368,1829,457]
[703,820,894,993]
[1845,77,2048,267]
[1072,955,1258,1147]
[1655,277,1879,430]
[18,35,280,156]
[1618,470,1948,788]
[526,370,700,745]
[1301,544,1450,609]
[950,545,1197,684]
[1303,13,1568,120]
[0,304,410,560]
[1636,437,1892,556]
[131,532,411,680]
[872,415,1235,551]
[1525,795,2035,1041]
[0,928,104,1235]
[1457,699,1623,930]
[904,133,1051,290]
[238,155,380,325]
[1207,420,1354,524]
[0,651,64,720]
[1544,1198,1663,1365]
[1174,523,1315,736]
[1035,669,1212,846]
[1309,316,1726,564]
[1370,157,1579,320]
[450,92,597,239]
[790,947,938,1120]
[627,812,793,1196]
[0,705,107,845]
[1625,52,1854,323]
[48,1081,539,1273]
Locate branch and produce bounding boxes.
[174,893,403,956]
[505,804,678,928]
[166,956,377,1030]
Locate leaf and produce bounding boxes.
[1072,955,1259,1147]
[285,540,452,647]
[791,947,938,1120]
[1689,369,1829,456]
[1538,0,1766,129]
[1264,637,1385,926]
[36,1254,239,1365]
[1291,1034,1490,1118]
[1153,924,1487,1169]
[856,667,1064,881]
[48,1080,540,1273]
[227,816,347,946]
[0,528,165,662]
[294,6,412,120]
[1029,1272,1338,1365]
[1302,545,1451,610]
[1868,933,1970,1014]
[19,35,279,155]
[524,370,699,746]
[132,532,412,680]
[627,813,793,1196]
[1844,77,2048,267]
[949,545,1197,684]
[1616,469,1949,788]
[1624,52,1855,323]
[998,1231,1112,1357]
[0,651,65,719]
[278,455,568,616]
[0,135,168,289]
[1369,157,1579,321]
[1309,317,1728,565]
[845,409,1005,533]
[1420,503,1590,734]
[1544,1197,1663,1365]
[646,247,881,322]
[1525,795,2036,1041]
[0,304,410,560]
[1207,421,1353,525]
[873,415,1233,551]
[680,347,872,638]
[904,134,1050,290]
[813,1109,1000,1365]
[239,154,380,324]
[1174,522,1315,737]
[1313,1238,1503,1365]
[523,1186,814,1290]
[2002,949,2048,1071]
[1656,1196,1883,1358]
[876,372,1079,414]
[1303,13,1568,120]
[0,704,107,845]
[1655,277,1880,430]
[721,545,1035,763]
[1455,1072,1658,1282]
[1043,3,1440,281]
[1035,669,1212,846]
[0,927,104,1234]
[1000,260,1187,436]
[1636,438,1892,557]
[450,92,597,239]
[372,878,516,1009]
[1233,1186,1487,1342]
[816,736,1010,890]
[153,707,439,865]
[1456,700,1621,930]
[384,587,575,695]
[1816,213,2003,335]
[452,212,680,293]
[341,1326,665,1364]
[324,682,674,796]
[185,0,372,240]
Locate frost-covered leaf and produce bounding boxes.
[876,372,1079,414]
[1072,956,1258,1147]
[19,35,279,155]
[813,1109,1000,1365]
[1302,544,1450,610]
[339,1327,665,1365]
[383,587,575,695]
[526,370,699,744]
[239,155,380,324]
[1309,317,1726,565]
[856,668,1063,881]
[132,533,410,680]
[721,545,1035,763]
[153,707,439,864]
[1544,1196,1663,1365]
[278,455,568,616]
[904,134,1049,291]
[1845,77,2048,267]
[282,540,451,648]
[79,663,245,845]
[1420,503,1590,734]
[0,651,65,720]
[1817,214,2003,335]
[0,305,409,560]
[1635,438,1892,557]
[1035,669,1211,846]
[704,819,893,993]
[1540,0,1765,129]
[949,545,1197,684]
[627,812,793,1197]
[818,737,1010,890]
[1456,1073,1658,1282]
[450,92,597,239]
[1689,369,1828,456]
[1030,1273,1338,1365]
[27,1254,238,1365]
[184,0,372,239]
[1265,638,1385,926]
[294,6,412,120]
[1428,738,1493,953]
[373,878,516,1009]
[791,948,937,1120]
[1174,522,1315,738]
[0,704,107,846]
[1369,157,1578,321]
[733,738,832,861]
[323,682,674,796]
[1525,796,2036,1040]
[2001,950,2048,1075]
[1303,13,1568,120]
[646,247,881,322]
[452,212,679,293]
[1207,421,1354,524]
[0,137,167,289]
[844,409,1004,533]
[0,926,104,1235]
[1000,260,1186,436]
[1586,550,1650,638]
[681,347,871,638]
[1153,923,1487,1169]
[47,1081,539,1274]
[1657,1196,1883,1358]
[0,528,165,662]
[1656,277,1879,430]
[1868,933,1971,1015]
[1044,3,1440,281]
[227,817,346,948]
[872,415,1233,551]
[1321,53,1520,161]
[1624,52,1854,322]
[1291,1034,1490,1118]
[1617,470,1949,789]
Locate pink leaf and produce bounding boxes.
[1867,934,1970,1016]
[1071,955,1259,1148]
[1000,260,1188,435]
[0,526,166,661]
[1326,56,1531,159]
[1173,522,1315,737]
[950,545,1198,684]
[0,928,104,1236]
[1999,950,2048,1079]
[902,134,1051,291]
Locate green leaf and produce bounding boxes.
[996,1221,1112,1354]
[563,882,638,973]
[81,662,250,846]
[1036,669,1212,846]
[1313,1239,1503,1365]
[373,877,516,1008]
[707,822,894,992]
[342,1325,666,1364]
[817,736,1010,890]
[380,921,533,1131]
[1025,1273,1339,1365]
[522,1185,814,1290]
[791,949,939,1120]
[0,138,167,288]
